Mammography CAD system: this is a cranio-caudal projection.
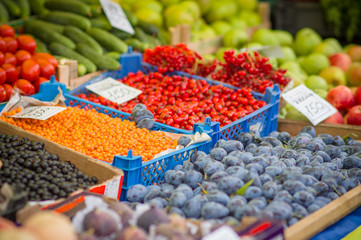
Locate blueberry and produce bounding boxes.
[236,132,253,147]
[146,197,167,208]
[183,197,203,218]
[207,190,230,205]
[164,170,185,186]
[243,186,262,200]
[144,188,161,202]
[266,202,292,220]
[194,156,212,172]
[265,165,283,178]
[246,163,264,175]
[307,204,321,213]
[161,184,174,198]
[272,146,286,157]
[294,191,315,207]
[190,151,207,163]
[318,133,334,145]
[201,181,218,192]
[234,205,260,219]
[262,181,278,199]
[321,171,344,184]
[312,182,329,195]
[184,170,203,189]
[300,126,316,138]
[127,184,147,202]
[291,203,309,218]
[341,178,360,191]
[182,161,194,171]
[169,192,188,208]
[204,160,226,176]
[281,150,298,159]
[210,171,228,183]
[217,176,244,195]
[259,173,273,185]
[332,136,345,146]
[301,175,319,186]
[261,137,283,147]
[221,140,244,153]
[209,148,227,161]
[327,192,339,200]
[254,146,272,156]
[273,190,293,204]
[277,132,291,144]
[245,143,257,154]
[226,166,249,181]
[316,151,331,162]
[249,197,267,210]
[227,195,247,214]
[222,156,244,167]
[175,184,193,199]
[173,164,183,171]
[343,156,361,169]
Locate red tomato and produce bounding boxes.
[32,52,58,69]
[0,25,15,38]
[21,59,40,82]
[0,52,4,66]
[1,63,18,84]
[35,58,55,79]
[16,35,36,54]
[15,50,31,65]
[0,37,6,52]
[4,52,16,65]
[0,68,5,84]
[13,79,35,96]
[3,83,12,101]
[34,77,49,93]
[0,85,6,102]
[3,37,18,53]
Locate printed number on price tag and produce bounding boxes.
[10,106,66,121]
[282,84,337,126]
[86,77,142,105]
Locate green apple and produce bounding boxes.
[304,75,329,91]
[223,29,249,48]
[203,54,216,60]
[134,9,163,28]
[294,28,322,56]
[133,0,163,13]
[215,47,237,62]
[279,108,287,119]
[238,10,261,27]
[324,38,343,53]
[273,30,293,46]
[244,42,263,49]
[289,73,305,87]
[313,89,328,99]
[205,0,238,22]
[300,53,330,75]
[250,28,279,46]
[277,46,296,65]
[280,61,302,73]
[230,17,248,29]
[210,20,232,35]
[237,0,258,11]
[319,66,346,87]
[160,0,180,7]
[180,1,201,20]
[312,42,337,56]
[191,25,216,41]
[286,105,309,121]
[192,18,207,31]
[268,57,278,68]
[194,0,212,15]
[165,5,194,28]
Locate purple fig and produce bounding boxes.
[114,226,147,240]
[83,208,119,237]
[108,202,134,228]
[136,206,170,232]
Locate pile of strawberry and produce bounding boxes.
[0,24,58,103]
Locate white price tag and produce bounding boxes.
[86,77,142,105]
[104,176,121,200]
[202,226,240,240]
[100,0,135,34]
[282,84,337,125]
[10,106,66,121]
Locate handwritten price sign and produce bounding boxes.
[86,77,142,105]
[99,0,135,34]
[10,106,66,120]
[282,84,337,126]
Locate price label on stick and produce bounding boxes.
[100,0,135,34]
[282,84,337,126]
[10,106,66,121]
[86,77,142,105]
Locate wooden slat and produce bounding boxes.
[285,185,361,240]
[277,119,361,140]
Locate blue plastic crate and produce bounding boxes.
[69,50,281,143]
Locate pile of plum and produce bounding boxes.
[126,126,361,226]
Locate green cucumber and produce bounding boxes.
[74,0,99,4]
[44,0,91,17]
[28,0,47,16]
[110,28,133,40]
[90,4,102,17]
[90,16,111,30]
[24,19,64,33]
[77,43,120,70]
[49,42,97,73]
[16,0,30,18]
[34,37,49,53]
[124,38,143,51]
[137,20,159,35]
[86,27,128,53]
[42,11,91,30]
[24,20,76,49]
[63,26,103,55]
[0,0,21,17]
[123,8,138,27]
[0,2,9,23]
[105,51,121,61]
[134,27,150,43]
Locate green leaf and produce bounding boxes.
[236,179,254,196]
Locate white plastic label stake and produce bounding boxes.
[282,84,337,126]
[99,0,135,34]
[202,226,240,240]
[104,176,121,200]
[86,77,142,105]
[10,106,66,120]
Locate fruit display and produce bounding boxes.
[143,44,291,93]
[76,70,267,130]
[126,125,361,227]
[0,133,98,202]
[0,24,58,101]
[0,106,178,162]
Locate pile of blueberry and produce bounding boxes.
[126,126,361,226]
[0,134,98,201]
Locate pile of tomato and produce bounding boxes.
[77,71,267,130]
[0,24,58,103]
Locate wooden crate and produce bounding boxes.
[278,119,361,140]
[0,120,124,202]
[169,2,271,54]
